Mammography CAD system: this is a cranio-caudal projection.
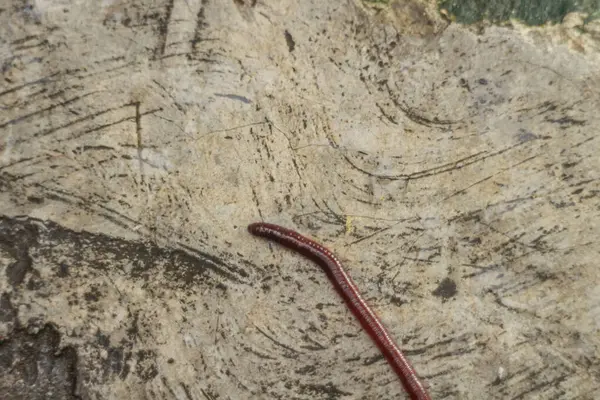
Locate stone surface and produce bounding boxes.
[1,1,600,399]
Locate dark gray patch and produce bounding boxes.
[214,93,252,104]
[95,331,131,380]
[84,286,101,303]
[550,200,575,208]
[284,30,295,52]
[57,262,70,277]
[535,271,557,281]
[27,196,44,204]
[96,331,110,347]
[0,216,38,287]
[546,116,586,127]
[432,277,457,301]
[0,293,17,324]
[136,349,158,381]
[105,346,126,379]
[6,258,32,286]
[389,295,406,307]
[297,381,352,398]
[1,216,246,286]
[0,324,79,400]
[516,128,538,143]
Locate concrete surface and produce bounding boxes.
[1,0,600,399]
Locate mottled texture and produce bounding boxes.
[440,0,600,25]
[1,0,600,399]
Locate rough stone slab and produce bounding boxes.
[1,1,600,399]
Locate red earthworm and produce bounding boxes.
[248,222,432,400]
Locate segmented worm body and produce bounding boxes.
[248,222,431,400]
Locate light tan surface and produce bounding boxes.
[1,1,600,399]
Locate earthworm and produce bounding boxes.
[248,222,432,400]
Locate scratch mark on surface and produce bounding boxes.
[134,102,144,182]
[154,0,174,59]
[192,0,210,51]
[180,382,193,400]
[214,93,252,104]
[24,103,134,143]
[0,92,98,129]
[201,388,217,400]
[58,108,162,142]
[443,155,539,201]
[200,121,267,138]
[342,141,530,182]
[0,72,60,98]
[375,102,398,125]
[254,325,300,355]
[345,223,397,246]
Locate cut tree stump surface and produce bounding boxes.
[1,1,600,399]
